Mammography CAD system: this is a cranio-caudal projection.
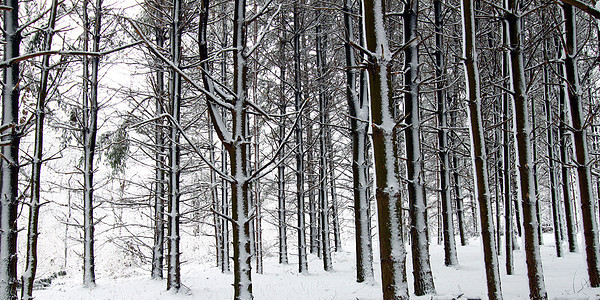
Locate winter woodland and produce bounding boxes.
[0,0,600,299]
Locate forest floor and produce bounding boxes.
[36,233,600,299]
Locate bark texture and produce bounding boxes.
[364,0,409,298]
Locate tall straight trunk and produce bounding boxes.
[495,127,502,256]
[562,3,600,287]
[327,138,341,252]
[506,0,548,297]
[364,0,409,298]
[277,11,288,265]
[220,10,230,273]
[0,0,20,296]
[494,108,502,256]
[461,0,503,298]
[253,111,263,274]
[501,17,514,274]
[453,156,467,246]
[502,83,514,274]
[557,37,579,253]
[21,0,58,298]
[544,45,563,257]
[316,16,333,271]
[434,0,458,266]
[151,6,166,279]
[344,0,374,282]
[209,118,222,268]
[308,126,318,255]
[294,2,308,273]
[450,100,467,246]
[199,2,255,296]
[230,1,253,297]
[82,0,102,287]
[167,0,182,290]
[403,0,436,295]
[200,0,219,266]
[532,100,542,246]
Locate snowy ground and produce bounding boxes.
[36,234,600,299]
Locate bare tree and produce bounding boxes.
[344,0,374,283]
[461,0,503,297]
[364,0,409,298]
[21,0,59,298]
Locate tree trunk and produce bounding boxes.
[501,18,514,274]
[316,11,333,271]
[220,2,231,273]
[82,0,102,287]
[277,11,288,265]
[531,99,542,246]
[294,1,308,273]
[199,0,253,296]
[434,0,458,267]
[0,0,20,296]
[562,3,600,287]
[151,3,166,279]
[403,0,436,294]
[209,118,222,268]
[557,36,579,253]
[461,0,503,298]
[364,0,410,298]
[506,0,548,297]
[21,0,58,298]
[543,44,563,257]
[450,101,467,246]
[230,1,253,297]
[327,141,341,252]
[166,0,182,290]
[344,0,374,282]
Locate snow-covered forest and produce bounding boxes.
[1,0,600,299]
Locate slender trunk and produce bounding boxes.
[544,44,563,257]
[294,2,308,273]
[501,17,514,274]
[220,2,231,273]
[494,108,502,256]
[316,12,333,271]
[364,0,409,298]
[277,11,288,264]
[209,118,222,268]
[327,136,341,252]
[562,3,600,287]
[200,0,220,263]
[308,126,318,255]
[532,100,542,246]
[435,0,458,266]
[21,1,58,298]
[557,36,579,253]
[166,0,182,290]
[344,0,374,282]
[506,1,548,297]
[82,0,102,287]
[502,98,513,273]
[403,0,436,294]
[453,155,467,246]
[151,7,166,279]
[461,0,503,298]
[450,99,467,246]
